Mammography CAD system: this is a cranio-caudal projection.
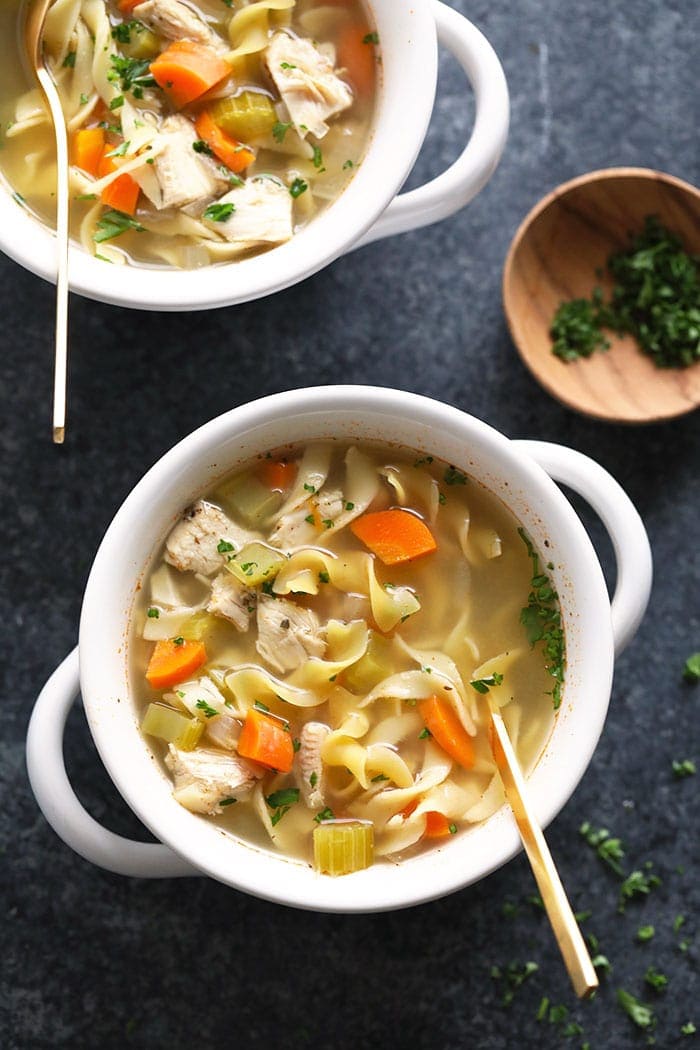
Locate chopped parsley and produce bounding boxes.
[172,636,185,646]
[342,159,355,170]
[204,202,235,222]
[104,140,129,158]
[219,797,237,806]
[618,867,662,912]
[518,528,565,709]
[280,61,296,70]
[305,514,315,525]
[644,966,668,992]
[683,652,700,682]
[108,55,157,95]
[146,607,159,618]
[289,177,308,198]
[370,773,389,782]
[551,216,700,369]
[489,960,538,1006]
[443,465,467,486]
[637,924,655,942]
[318,571,330,584]
[314,806,335,823]
[265,787,299,825]
[470,672,504,694]
[109,95,124,110]
[418,727,431,739]
[195,699,218,719]
[303,482,316,493]
[272,120,292,143]
[672,758,696,778]
[193,139,214,156]
[363,31,380,44]
[217,539,234,553]
[616,988,656,1030]
[579,822,625,876]
[309,772,318,788]
[681,1022,697,1036]
[344,501,355,511]
[63,51,76,68]
[93,209,145,243]
[253,700,270,713]
[311,145,324,169]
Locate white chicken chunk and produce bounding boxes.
[165,499,252,577]
[264,32,353,139]
[153,115,228,211]
[207,571,256,631]
[269,488,344,550]
[165,744,264,815]
[256,595,325,673]
[201,177,293,254]
[297,721,330,809]
[132,0,220,47]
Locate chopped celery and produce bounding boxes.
[179,610,220,642]
[216,472,281,525]
[209,91,277,141]
[121,26,160,60]
[343,632,395,693]
[313,820,374,876]
[141,703,203,750]
[225,542,286,587]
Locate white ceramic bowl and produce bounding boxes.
[27,386,652,912]
[1,1,508,310]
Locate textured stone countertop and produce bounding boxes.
[1,2,698,1047]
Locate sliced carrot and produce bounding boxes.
[424,812,454,839]
[145,638,207,690]
[97,149,140,216]
[150,42,231,110]
[194,109,255,173]
[258,458,298,492]
[237,708,294,773]
[350,508,436,565]
[336,23,377,99]
[418,695,476,770]
[118,0,142,12]
[71,127,105,176]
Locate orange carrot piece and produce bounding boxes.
[237,708,294,773]
[150,42,231,110]
[97,150,140,216]
[336,23,377,99]
[118,0,142,12]
[259,459,298,492]
[194,109,255,173]
[418,695,476,770]
[424,812,454,839]
[400,798,418,819]
[350,508,436,565]
[145,638,207,690]
[71,127,105,176]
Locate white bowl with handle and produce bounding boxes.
[26,386,653,912]
[0,0,509,310]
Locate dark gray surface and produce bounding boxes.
[2,1,699,1047]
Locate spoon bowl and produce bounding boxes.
[503,168,700,423]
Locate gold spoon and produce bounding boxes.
[25,0,70,444]
[487,699,599,998]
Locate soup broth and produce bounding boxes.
[2,0,377,267]
[133,442,564,873]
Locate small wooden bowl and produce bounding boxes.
[503,168,700,423]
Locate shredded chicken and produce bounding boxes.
[269,487,344,549]
[256,595,325,673]
[207,571,256,631]
[165,499,253,576]
[264,32,353,139]
[153,115,228,211]
[165,744,264,815]
[201,177,293,254]
[297,721,330,809]
[132,0,220,47]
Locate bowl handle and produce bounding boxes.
[26,647,199,878]
[513,441,653,655]
[354,1,509,249]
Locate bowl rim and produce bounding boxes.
[78,386,616,912]
[0,0,438,310]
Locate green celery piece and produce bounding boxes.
[209,91,277,141]
[225,541,286,587]
[313,820,374,876]
[141,703,203,750]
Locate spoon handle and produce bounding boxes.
[35,65,69,444]
[489,706,599,999]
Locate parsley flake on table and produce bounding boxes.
[683,652,700,682]
[616,988,656,1030]
[672,758,696,778]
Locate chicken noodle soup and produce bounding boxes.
[134,443,565,874]
[1,0,377,267]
